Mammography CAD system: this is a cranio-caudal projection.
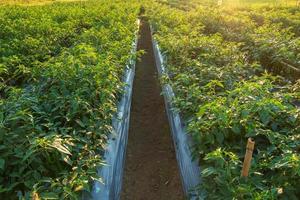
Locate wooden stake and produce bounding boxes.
[241,138,255,177]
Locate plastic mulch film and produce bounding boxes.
[87,21,139,200]
[151,28,201,199]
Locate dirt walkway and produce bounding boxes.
[121,19,184,200]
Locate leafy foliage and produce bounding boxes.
[0,1,139,199]
[148,1,300,80]
[145,1,300,199]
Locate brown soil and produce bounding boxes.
[121,19,185,200]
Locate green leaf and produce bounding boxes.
[75,119,85,128]
[22,148,36,162]
[40,192,59,200]
[0,159,5,170]
[49,138,72,155]
[259,110,271,125]
[215,131,224,144]
[201,167,217,177]
[62,154,73,166]
[232,124,241,134]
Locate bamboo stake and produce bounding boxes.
[241,138,255,177]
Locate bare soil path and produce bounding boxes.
[121,19,184,200]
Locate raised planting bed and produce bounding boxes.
[151,26,201,199]
[89,20,139,200]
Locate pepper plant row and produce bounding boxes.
[0,1,139,199]
[145,1,300,199]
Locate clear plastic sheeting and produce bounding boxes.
[151,29,201,199]
[88,22,139,200]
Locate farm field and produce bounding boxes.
[0,0,299,199]
[146,0,300,199]
[0,0,139,199]
[0,0,80,5]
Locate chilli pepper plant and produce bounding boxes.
[145,1,300,199]
[0,0,140,199]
